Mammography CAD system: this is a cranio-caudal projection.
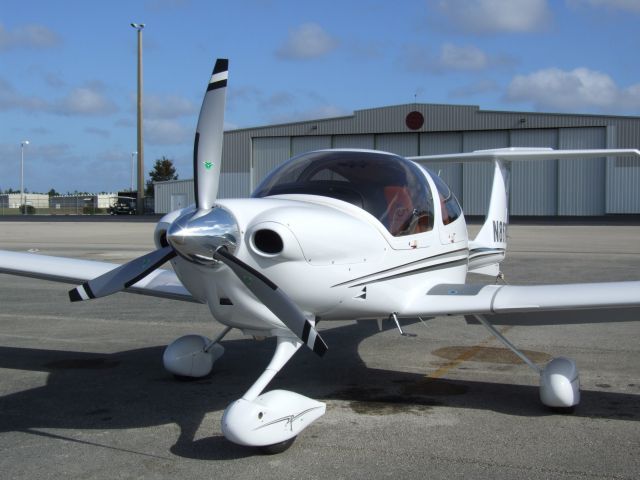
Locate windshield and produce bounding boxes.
[252,150,434,237]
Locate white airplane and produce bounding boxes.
[1,58,639,454]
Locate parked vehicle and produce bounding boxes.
[108,198,136,215]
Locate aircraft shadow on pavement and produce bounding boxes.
[0,320,638,460]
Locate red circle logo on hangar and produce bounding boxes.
[405,111,424,130]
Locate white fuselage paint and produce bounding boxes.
[157,166,469,335]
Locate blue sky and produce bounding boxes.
[1,0,639,194]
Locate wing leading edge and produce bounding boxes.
[406,281,640,325]
[0,250,198,303]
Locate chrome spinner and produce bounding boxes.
[167,206,240,264]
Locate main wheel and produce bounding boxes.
[259,436,296,455]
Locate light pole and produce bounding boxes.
[130,151,137,192]
[131,22,145,214]
[20,140,29,213]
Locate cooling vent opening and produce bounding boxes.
[155,228,169,249]
[159,231,169,248]
[253,229,284,255]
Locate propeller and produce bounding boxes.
[195,58,227,210]
[213,247,327,356]
[67,58,327,356]
[69,246,176,302]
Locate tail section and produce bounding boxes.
[410,147,640,277]
[468,159,510,276]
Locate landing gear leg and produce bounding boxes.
[221,334,326,452]
[473,315,580,411]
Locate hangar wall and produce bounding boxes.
[155,103,640,216]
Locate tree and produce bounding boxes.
[48,188,59,197]
[146,156,178,195]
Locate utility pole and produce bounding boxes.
[131,23,145,214]
[130,151,137,192]
[20,140,29,213]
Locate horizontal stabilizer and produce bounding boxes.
[409,147,640,164]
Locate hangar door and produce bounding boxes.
[558,127,606,215]
[252,137,290,191]
[252,136,332,190]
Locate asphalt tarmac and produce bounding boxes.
[0,220,638,479]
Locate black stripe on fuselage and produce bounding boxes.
[331,248,469,288]
[468,247,505,258]
[344,257,469,288]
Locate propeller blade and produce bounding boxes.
[194,58,228,210]
[213,247,328,357]
[69,246,176,302]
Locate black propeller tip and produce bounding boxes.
[68,282,94,302]
[213,58,228,74]
[68,288,82,302]
[313,339,328,357]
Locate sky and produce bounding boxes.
[1,0,639,194]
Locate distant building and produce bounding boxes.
[154,103,640,216]
[0,193,49,209]
[50,194,117,213]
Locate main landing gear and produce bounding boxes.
[163,326,231,378]
[473,315,580,411]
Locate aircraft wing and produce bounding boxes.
[0,250,199,303]
[405,281,640,325]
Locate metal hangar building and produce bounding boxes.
[154,103,640,216]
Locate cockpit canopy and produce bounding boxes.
[253,149,460,237]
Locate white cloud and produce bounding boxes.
[0,23,62,50]
[402,43,512,73]
[440,44,490,70]
[276,23,339,60]
[505,67,640,111]
[144,94,197,119]
[145,119,191,145]
[52,83,117,116]
[436,0,551,34]
[0,77,117,116]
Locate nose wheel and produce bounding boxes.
[221,335,326,450]
[260,436,297,455]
